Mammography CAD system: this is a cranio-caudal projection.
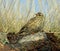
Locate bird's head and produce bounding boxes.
[36,12,43,16]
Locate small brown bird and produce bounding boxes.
[18,12,45,36]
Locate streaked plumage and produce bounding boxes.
[18,12,45,36]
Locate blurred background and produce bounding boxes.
[0,0,60,33]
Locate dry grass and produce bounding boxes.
[0,0,60,33]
